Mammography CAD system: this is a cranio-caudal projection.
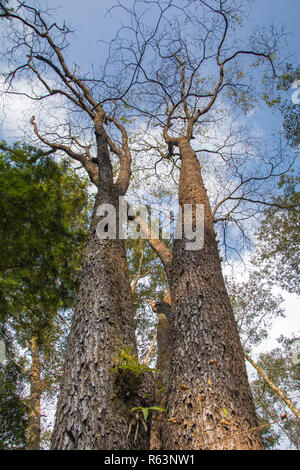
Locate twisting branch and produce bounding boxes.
[57,313,71,330]
[105,115,132,195]
[0,1,135,194]
[212,163,299,220]
[227,196,300,211]
[131,214,173,274]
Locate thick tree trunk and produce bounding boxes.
[161,140,263,450]
[51,125,153,450]
[26,337,41,450]
[51,191,153,449]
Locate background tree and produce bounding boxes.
[250,337,300,450]
[226,271,285,351]
[256,61,300,295]
[127,238,168,361]
[265,65,300,148]
[0,141,90,449]
[0,352,28,449]
[255,174,300,296]
[226,268,300,447]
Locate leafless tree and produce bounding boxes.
[107,0,295,449]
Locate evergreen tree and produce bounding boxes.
[0,141,91,449]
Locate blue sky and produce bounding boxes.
[38,1,300,68]
[45,0,300,140]
[1,0,298,148]
[3,0,300,142]
[52,0,300,57]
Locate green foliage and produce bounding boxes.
[0,140,91,446]
[227,270,284,350]
[111,347,158,399]
[226,254,298,449]
[0,140,91,345]
[222,408,228,418]
[0,360,28,449]
[111,347,158,377]
[265,64,300,148]
[127,404,166,443]
[130,405,166,423]
[279,66,300,148]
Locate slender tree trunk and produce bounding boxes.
[148,301,172,450]
[156,314,171,390]
[161,140,263,450]
[51,125,153,450]
[26,337,41,450]
[146,294,172,389]
[245,352,300,421]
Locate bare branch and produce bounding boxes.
[30,116,99,185]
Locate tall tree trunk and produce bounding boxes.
[146,293,172,390]
[51,125,153,450]
[26,336,41,450]
[161,140,263,450]
[156,313,171,390]
[148,297,172,450]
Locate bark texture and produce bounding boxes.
[51,122,154,450]
[150,309,172,450]
[156,313,171,389]
[161,140,263,450]
[26,337,41,450]
[146,294,172,390]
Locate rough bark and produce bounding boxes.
[26,336,41,450]
[149,307,172,450]
[51,121,154,450]
[146,293,172,390]
[160,140,263,450]
[156,314,172,390]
